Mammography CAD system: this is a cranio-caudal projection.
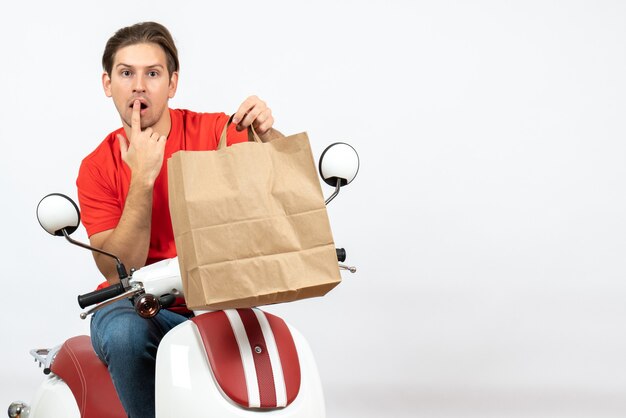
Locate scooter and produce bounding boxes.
[8,142,359,418]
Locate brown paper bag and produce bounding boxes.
[168,119,341,310]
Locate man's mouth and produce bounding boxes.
[130,100,149,110]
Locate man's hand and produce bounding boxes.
[117,100,167,185]
[232,95,281,141]
[91,100,164,282]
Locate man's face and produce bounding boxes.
[103,42,178,131]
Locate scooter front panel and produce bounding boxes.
[190,308,301,409]
[155,311,325,417]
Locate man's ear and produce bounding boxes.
[168,71,179,99]
[102,72,112,97]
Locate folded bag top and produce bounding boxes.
[168,117,341,310]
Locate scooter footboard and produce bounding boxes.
[155,309,325,417]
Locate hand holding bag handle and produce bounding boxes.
[218,114,263,150]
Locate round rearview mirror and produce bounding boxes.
[318,142,360,187]
[37,193,81,236]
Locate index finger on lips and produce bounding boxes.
[131,100,141,135]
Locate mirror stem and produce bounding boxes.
[325,178,342,205]
[61,229,128,279]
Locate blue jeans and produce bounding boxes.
[90,299,189,418]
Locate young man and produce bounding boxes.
[76,22,281,418]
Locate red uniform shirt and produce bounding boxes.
[77,108,247,268]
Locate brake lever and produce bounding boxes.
[339,263,357,273]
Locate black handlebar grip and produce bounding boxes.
[336,248,346,262]
[159,294,177,309]
[78,282,126,309]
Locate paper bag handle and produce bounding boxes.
[218,114,263,150]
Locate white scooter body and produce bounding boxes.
[21,321,324,418]
[27,376,79,418]
[15,257,326,418]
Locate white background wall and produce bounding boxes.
[1,1,625,417]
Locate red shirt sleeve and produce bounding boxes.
[76,135,125,238]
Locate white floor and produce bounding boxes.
[5,372,626,417]
[325,384,626,418]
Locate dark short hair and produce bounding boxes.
[102,22,179,77]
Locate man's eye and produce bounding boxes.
[148,71,158,77]
[121,70,131,77]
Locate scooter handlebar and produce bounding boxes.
[78,282,126,309]
[78,249,347,309]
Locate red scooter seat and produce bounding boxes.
[50,335,126,418]
[191,308,301,409]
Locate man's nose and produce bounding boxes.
[133,74,146,92]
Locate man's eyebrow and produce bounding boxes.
[115,63,165,69]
